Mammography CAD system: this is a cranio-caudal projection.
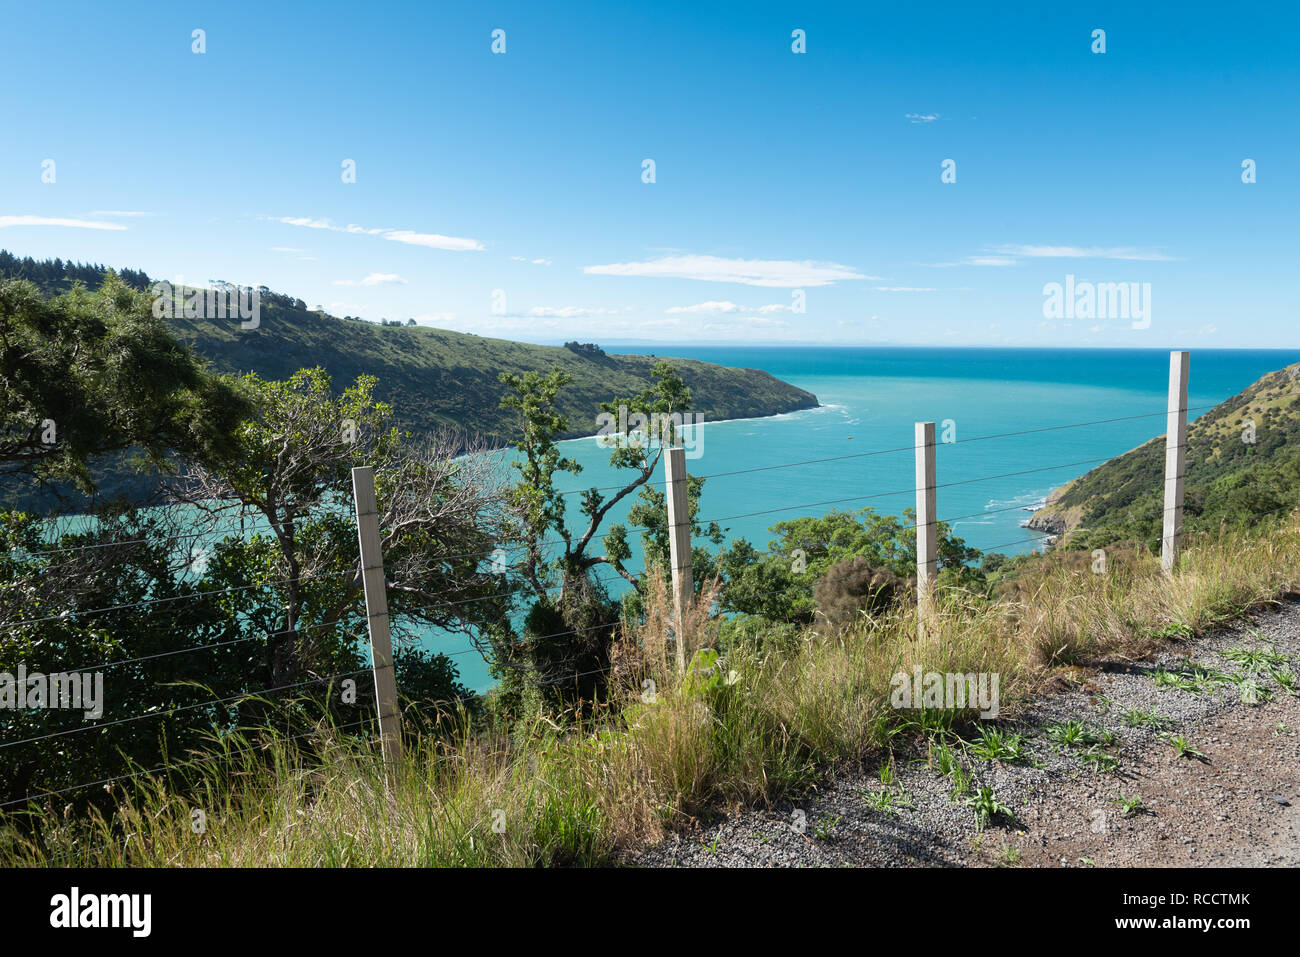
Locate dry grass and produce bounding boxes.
[5,511,1300,866]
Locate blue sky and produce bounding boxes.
[1,0,1296,347]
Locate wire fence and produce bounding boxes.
[3,355,1298,819]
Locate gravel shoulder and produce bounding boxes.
[631,600,1300,868]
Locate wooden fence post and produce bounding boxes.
[664,446,694,675]
[1162,351,1190,573]
[351,466,403,769]
[915,422,938,637]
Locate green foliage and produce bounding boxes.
[493,361,724,714]
[0,272,248,500]
[1035,364,1300,550]
[717,507,981,626]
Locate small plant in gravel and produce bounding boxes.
[1222,643,1286,672]
[929,738,960,777]
[996,843,1021,867]
[1044,719,1108,750]
[1078,747,1120,773]
[1111,794,1145,817]
[1163,734,1207,761]
[1269,667,1299,695]
[965,785,1015,830]
[1120,708,1172,731]
[878,760,896,787]
[1151,667,1201,693]
[859,788,914,816]
[1188,665,1236,692]
[812,814,842,840]
[1150,622,1193,640]
[966,725,1030,764]
[949,765,973,802]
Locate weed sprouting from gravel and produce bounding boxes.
[1078,747,1120,773]
[1044,719,1111,750]
[1222,642,1286,671]
[1163,733,1208,761]
[965,725,1031,764]
[1120,708,1172,731]
[1111,794,1145,817]
[964,785,1015,830]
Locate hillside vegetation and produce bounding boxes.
[6,512,1299,866]
[0,251,818,447]
[1029,362,1300,551]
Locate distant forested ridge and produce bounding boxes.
[1027,362,1300,549]
[0,252,817,446]
[0,252,817,508]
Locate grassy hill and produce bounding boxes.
[0,251,818,448]
[1028,362,1300,550]
[162,301,816,445]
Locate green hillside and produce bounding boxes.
[1028,362,1300,550]
[162,302,816,444]
[0,251,818,447]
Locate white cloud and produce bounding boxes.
[668,301,797,315]
[275,217,484,252]
[510,256,553,265]
[921,255,1019,268]
[992,244,1177,262]
[925,244,1177,268]
[905,113,940,123]
[332,273,408,287]
[666,300,743,315]
[384,229,484,252]
[0,215,126,231]
[278,216,335,230]
[584,254,874,287]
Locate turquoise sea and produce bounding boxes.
[440,346,1300,691]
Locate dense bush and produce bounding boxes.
[813,556,906,630]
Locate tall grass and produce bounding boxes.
[4,511,1299,866]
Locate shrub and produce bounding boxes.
[814,557,905,630]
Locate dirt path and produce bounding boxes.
[633,601,1300,868]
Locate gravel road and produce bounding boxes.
[632,600,1300,868]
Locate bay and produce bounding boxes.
[437,346,1300,692]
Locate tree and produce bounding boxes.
[179,367,514,687]
[493,361,712,707]
[718,507,983,625]
[0,274,247,495]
